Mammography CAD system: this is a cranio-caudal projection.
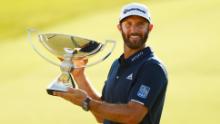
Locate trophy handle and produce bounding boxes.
[27,28,60,67]
[74,40,116,69]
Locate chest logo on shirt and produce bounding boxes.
[137,85,150,99]
[126,73,133,80]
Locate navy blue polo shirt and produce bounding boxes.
[101,47,168,124]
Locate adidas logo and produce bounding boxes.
[126,73,133,80]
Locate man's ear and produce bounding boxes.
[117,24,122,32]
[149,24,154,32]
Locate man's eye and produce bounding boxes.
[137,23,147,29]
[124,24,131,28]
[137,24,144,28]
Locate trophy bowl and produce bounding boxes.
[27,28,116,95]
[38,33,103,59]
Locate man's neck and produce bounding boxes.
[123,45,145,59]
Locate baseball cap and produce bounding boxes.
[119,3,151,23]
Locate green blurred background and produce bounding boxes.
[0,0,220,123]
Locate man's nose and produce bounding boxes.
[130,25,139,33]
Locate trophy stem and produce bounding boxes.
[47,50,76,95]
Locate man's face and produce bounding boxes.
[119,16,150,49]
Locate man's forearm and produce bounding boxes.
[91,111,104,123]
[89,100,148,124]
[71,72,104,122]
[72,72,101,100]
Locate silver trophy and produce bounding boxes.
[27,28,116,95]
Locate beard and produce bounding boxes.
[121,30,149,49]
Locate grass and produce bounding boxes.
[0,0,145,40]
[0,0,220,124]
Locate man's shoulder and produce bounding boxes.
[141,56,168,80]
[143,55,166,69]
[110,59,120,68]
[106,59,120,77]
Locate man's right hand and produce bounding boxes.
[57,56,88,77]
[71,58,88,78]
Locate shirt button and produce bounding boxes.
[116,76,119,79]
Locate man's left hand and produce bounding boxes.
[53,88,88,107]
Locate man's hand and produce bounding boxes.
[58,57,88,77]
[53,88,88,107]
[71,58,88,77]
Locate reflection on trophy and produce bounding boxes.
[27,28,116,95]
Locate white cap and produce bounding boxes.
[119,3,151,23]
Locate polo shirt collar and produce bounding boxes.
[119,47,153,66]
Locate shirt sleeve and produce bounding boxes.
[101,81,107,100]
[128,62,168,110]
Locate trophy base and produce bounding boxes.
[46,89,66,95]
[46,81,68,96]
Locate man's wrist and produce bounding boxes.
[71,71,85,79]
[82,97,91,111]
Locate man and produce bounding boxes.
[54,3,168,124]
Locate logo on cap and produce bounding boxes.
[119,3,151,23]
[123,8,146,14]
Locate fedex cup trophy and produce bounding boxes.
[27,29,116,95]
